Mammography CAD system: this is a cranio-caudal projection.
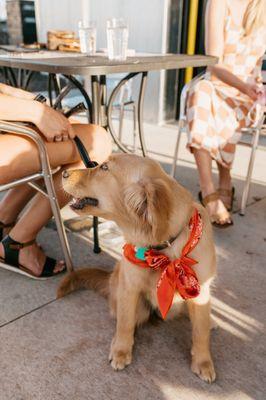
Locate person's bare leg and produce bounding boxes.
[193,149,231,223]
[0,164,75,275]
[0,124,112,275]
[216,162,233,209]
[0,185,35,230]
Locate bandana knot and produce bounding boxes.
[123,209,203,319]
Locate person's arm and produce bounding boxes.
[0,94,75,142]
[0,82,35,100]
[205,0,262,101]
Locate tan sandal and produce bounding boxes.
[198,192,233,228]
[218,187,235,211]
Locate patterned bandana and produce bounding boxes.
[123,209,203,319]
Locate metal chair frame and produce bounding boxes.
[0,120,73,272]
[171,74,265,216]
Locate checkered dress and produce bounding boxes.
[186,9,266,167]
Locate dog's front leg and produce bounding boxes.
[187,295,216,383]
[109,279,139,371]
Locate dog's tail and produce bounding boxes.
[57,268,110,299]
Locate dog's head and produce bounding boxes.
[63,154,192,245]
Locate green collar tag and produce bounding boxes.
[135,246,148,261]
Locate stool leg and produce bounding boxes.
[240,128,260,216]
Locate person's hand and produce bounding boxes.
[32,102,76,142]
[244,83,264,102]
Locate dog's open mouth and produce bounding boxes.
[70,197,99,210]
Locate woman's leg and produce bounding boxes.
[193,149,231,224]
[0,124,111,184]
[0,185,35,226]
[0,124,112,275]
[216,161,233,208]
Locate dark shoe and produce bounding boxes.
[0,235,66,280]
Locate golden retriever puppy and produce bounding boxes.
[58,154,216,383]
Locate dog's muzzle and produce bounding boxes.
[70,197,99,210]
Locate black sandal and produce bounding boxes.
[0,235,66,279]
[0,221,16,241]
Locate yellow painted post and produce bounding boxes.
[185,0,199,83]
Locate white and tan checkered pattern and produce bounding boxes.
[186,8,266,167]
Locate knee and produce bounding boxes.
[0,165,11,185]
[75,124,112,164]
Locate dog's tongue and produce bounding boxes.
[71,197,98,210]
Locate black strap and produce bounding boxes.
[1,235,35,267]
[74,136,98,169]
[41,256,58,277]
[2,235,20,266]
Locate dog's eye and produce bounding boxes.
[100,163,109,171]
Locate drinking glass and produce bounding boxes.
[78,21,96,55]
[106,18,128,61]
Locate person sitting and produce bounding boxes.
[186,0,266,227]
[0,82,112,278]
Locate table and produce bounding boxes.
[0,52,217,155]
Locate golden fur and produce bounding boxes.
[58,154,217,383]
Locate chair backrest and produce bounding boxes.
[179,72,205,122]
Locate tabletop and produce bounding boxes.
[0,51,217,76]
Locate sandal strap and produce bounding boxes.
[41,257,57,277]
[202,192,219,207]
[1,235,35,267]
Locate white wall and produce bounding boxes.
[36,0,169,123]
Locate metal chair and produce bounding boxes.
[171,74,266,216]
[0,120,73,272]
[107,74,138,152]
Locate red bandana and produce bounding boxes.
[123,209,203,319]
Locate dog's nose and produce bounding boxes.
[62,170,70,179]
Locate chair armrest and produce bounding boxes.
[0,120,48,157]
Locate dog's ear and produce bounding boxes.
[124,178,172,241]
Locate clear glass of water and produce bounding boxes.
[106,18,129,61]
[78,21,96,55]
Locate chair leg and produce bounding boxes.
[239,128,260,216]
[43,172,73,272]
[170,120,183,177]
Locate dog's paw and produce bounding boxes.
[191,358,216,383]
[109,347,132,371]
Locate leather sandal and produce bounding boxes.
[218,187,235,211]
[198,191,233,228]
[0,221,16,241]
[0,235,66,280]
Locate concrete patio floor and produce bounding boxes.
[0,121,265,400]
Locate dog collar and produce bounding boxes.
[135,234,180,261]
[123,209,203,319]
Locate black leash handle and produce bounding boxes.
[73,136,98,169]
[34,94,97,169]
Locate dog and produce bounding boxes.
[58,153,216,383]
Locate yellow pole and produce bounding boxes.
[185,0,199,83]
